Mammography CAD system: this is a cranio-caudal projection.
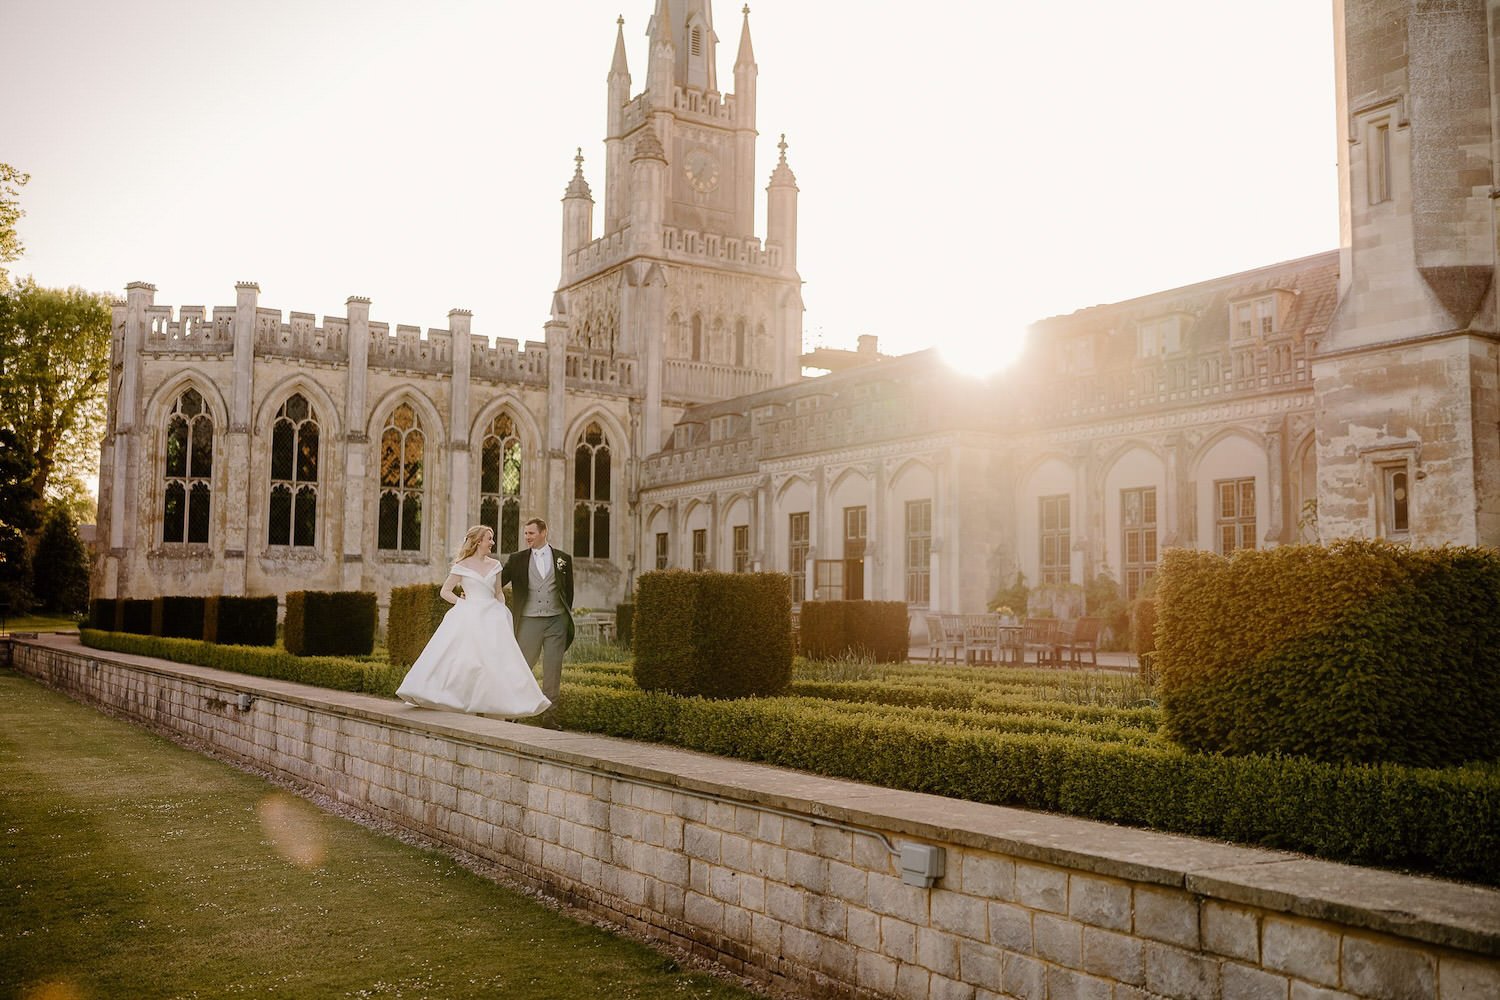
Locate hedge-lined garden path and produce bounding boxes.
[0,670,767,1000]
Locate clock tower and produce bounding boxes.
[551,0,804,458]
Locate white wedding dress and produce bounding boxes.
[396,562,552,717]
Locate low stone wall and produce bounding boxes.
[13,636,1499,1000]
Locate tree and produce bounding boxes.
[0,427,38,614]
[0,163,27,292]
[32,503,90,614]
[0,279,112,524]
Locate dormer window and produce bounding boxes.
[1231,294,1282,343]
[1137,316,1182,358]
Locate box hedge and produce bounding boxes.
[633,571,792,699]
[799,600,909,662]
[88,598,120,632]
[387,584,449,668]
[204,595,278,646]
[1156,540,1500,767]
[121,599,153,635]
[615,602,635,648]
[152,596,206,640]
[284,590,377,657]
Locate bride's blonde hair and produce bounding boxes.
[454,525,494,562]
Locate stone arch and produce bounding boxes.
[143,369,229,430]
[253,373,342,441]
[365,386,445,444]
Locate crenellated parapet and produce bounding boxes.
[567,230,632,281]
[470,335,548,385]
[367,322,452,374]
[255,308,348,364]
[142,305,235,353]
[661,226,779,271]
[620,87,738,135]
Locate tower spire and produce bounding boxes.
[735,4,755,69]
[609,14,630,79]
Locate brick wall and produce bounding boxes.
[13,637,1499,1000]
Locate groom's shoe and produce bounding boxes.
[534,707,562,730]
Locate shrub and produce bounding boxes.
[633,571,792,699]
[121,599,153,635]
[615,602,635,648]
[204,595,278,646]
[387,584,448,667]
[89,598,121,632]
[32,506,90,614]
[81,629,402,696]
[1157,540,1500,767]
[152,596,206,640]
[284,590,377,657]
[1130,594,1157,657]
[800,601,909,662]
[989,571,1027,614]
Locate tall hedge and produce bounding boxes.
[121,599,153,635]
[800,600,909,662]
[1157,540,1500,767]
[152,596,206,640]
[89,598,121,632]
[633,571,792,699]
[387,584,449,667]
[615,602,635,648]
[204,595,278,647]
[284,590,377,657]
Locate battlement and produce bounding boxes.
[471,335,548,385]
[568,230,632,281]
[142,305,234,353]
[256,308,348,364]
[621,87,738,134]
[662,226,780,271]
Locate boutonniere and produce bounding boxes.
[555,558,568,571]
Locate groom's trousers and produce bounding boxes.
[518,613,568,701]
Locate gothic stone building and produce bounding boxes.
[95,0,1500,621]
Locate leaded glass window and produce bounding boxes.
[572,421,611,558]
[268,393,320,548]
[378,402,424,552]
[163,387,213,544]
[479,412,522,553]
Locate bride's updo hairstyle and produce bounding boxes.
[454,525,494,563]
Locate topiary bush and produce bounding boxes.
[633,570,792,699]
[387,584,448,667]
[1157,540,1500,767]
[121,599,153,635]
[152,596,206,640]
[89,598,121,632]
[615,602,635,648]
[204,595,277,646]
[800,600,909,662]
[284,590,377,657]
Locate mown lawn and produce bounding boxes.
[0,670,765,1000]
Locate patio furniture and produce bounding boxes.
[924,613,964,663]
[1020,618,1062,667]
[1058,616,1103,667]
[960,614,1001,664]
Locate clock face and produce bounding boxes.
[683,148,720,194]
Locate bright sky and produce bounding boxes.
[1,1,1338,375]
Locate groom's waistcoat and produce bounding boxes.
[522,556,563,618]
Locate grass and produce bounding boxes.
[0,670,765,1000]
[2,611,81,633]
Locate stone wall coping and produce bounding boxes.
[35,635,1500,957]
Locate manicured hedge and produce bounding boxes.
[1157,541,1500,767]
[615,602,635,648]
[81,629,403,696]
[387,584,449,668]
[121,599,153,635]
[633,571,792,699]
[152,596,206,640]
[799,600,909,662]
[551,682,1500,884]
[284,590,377,657]
[88,598,120,632]
[204,595,278,646]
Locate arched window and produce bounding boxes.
[479,412,523,553]
[378,402,424,551]
[734,318,746,367]
[268,393,320,548]
[691,313,703,362]
[572,421,611,558]
[163,387,213,544]
[668,312,682,357]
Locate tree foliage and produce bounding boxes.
[32,503,90,614]
[0,279,112,520]
[0,163,27,292]
[0,427,38,613]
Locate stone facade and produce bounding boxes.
[15,637,1499,1000]
[96,1,1500,618]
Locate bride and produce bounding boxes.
[396,525,552,718]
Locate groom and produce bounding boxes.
[501,517,575,708]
